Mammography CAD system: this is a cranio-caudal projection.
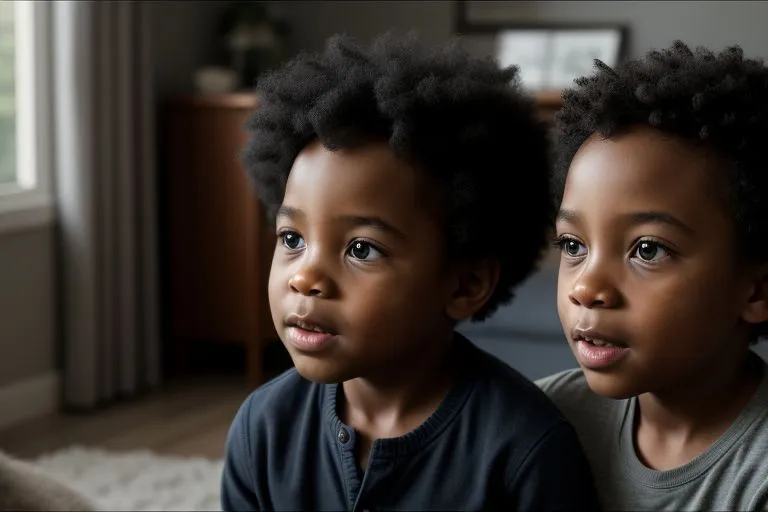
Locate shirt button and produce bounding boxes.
[337,428,350,444]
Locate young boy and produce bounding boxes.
[538,40,768,510]
[220,33,599,511]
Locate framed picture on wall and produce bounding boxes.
[546,29,624,89]
[453,1,629,92]
[495,30,552,91]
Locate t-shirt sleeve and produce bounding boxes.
[506,421,600,511]
[221,394,261,511]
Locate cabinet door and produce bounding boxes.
[165,104,276,350]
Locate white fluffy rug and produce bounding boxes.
[31,446,224,511]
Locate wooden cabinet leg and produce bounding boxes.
[173,339,189,379]
[247,338,264,389]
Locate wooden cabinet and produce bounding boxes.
[535,90,564,124]
[162,94,276,388]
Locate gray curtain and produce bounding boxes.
[52,0,160,409]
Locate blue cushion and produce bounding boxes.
[458,267,562,342]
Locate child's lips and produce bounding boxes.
[284,312,337,335]
[283,312,339,352]
[292,319,335,335]
[285,326,337,352]
[570,326,629,370]
[570,326,627,348]
[573,339,629,369]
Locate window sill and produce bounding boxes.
[0,197,54,235]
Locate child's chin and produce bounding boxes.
[291,357,356,385]
[583,370,641,400]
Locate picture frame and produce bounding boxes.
[453,1,628,92]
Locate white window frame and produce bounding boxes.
[0,1,53,235]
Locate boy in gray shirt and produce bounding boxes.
[538,40,768,510]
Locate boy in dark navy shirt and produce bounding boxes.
[221,32,599,511]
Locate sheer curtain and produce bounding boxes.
[52,0,160,408]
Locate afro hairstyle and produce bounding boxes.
[240,32,553,322]
[553,40,768,339]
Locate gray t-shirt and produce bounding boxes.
[537,360,768,511]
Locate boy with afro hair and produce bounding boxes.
[220,32,599,511]
[539,40,768,510]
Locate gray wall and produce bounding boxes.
[275,1,768,59]
[151,0,236,98]
[274,0,453,55]
[465,1,768,59]
[149,1,768,93]
[0,227,56,387]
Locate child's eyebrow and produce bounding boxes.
[557,208,694,234]
[620,211,695,234]
[335,214,407,240]
[276,205,303,221]
[556,209,579,224]
[276,206,407,240]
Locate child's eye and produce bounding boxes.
[279,231,305,250]
[555,236,587,258]
[347,240,383,261]
[632,239,670,262]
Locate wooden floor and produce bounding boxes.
[0,340,295,461]
[0,375,253,461]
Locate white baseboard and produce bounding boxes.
[0,371,60,430]
[0,203,54,236]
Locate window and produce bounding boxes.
[0,1,14,187]
[0,1,53,232]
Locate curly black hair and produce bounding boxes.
[553,40,768,339]
[240,32,553,322]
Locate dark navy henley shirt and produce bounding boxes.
[221,334,599,511]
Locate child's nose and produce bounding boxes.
[568,265,621,309]
[288,262,335,298]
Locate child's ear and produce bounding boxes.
[741,263,768,325]
[445,257,501,322]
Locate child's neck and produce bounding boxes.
[635,346,762,470]
[340,331,460,440]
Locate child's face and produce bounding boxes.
[556,126,760,399]
[268,140,457,383]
